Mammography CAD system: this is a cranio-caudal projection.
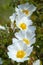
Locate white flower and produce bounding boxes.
[7,41,33,62]
[33,59,40,65]
[15,3,36,17]
[14,30,36,46]
[16,16,32,31]
[0,25,5,30]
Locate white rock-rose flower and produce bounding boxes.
[16,16,32,31]
[7,41,33,62]
[15,3,36,17]
[15,31,36,46]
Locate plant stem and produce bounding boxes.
[18,63,20,65]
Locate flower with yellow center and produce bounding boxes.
[7,40,33,62]
[15,30,36,47]
[16,16,32,31]
[15,3,36,17]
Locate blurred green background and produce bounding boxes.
[0,0,43,65]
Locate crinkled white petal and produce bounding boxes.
[15,7,23,18]
[15,31,25,40]
[26,46,33,56]
[12,38,18,43]
[18,3,30,9]
[0,25,5,30]
[15,7,24,19]
[26,38,36,47]
[19,41,27,50]
[27,4,36,12]
[15,30,35,40]
[7,43,20,51]
[18,3,36,12]
[8,39,27,51]
[29,5,36,12]
[13,40,27,50]
[12,38,27,49]
[28,26,36,33]
[14,57,29,62]
[7,45,16,52]
[7,51,16,60]
[30,38,36,45]
[33,59,40,65]
[26,31,35,40]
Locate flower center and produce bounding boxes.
[23,38,30,45]
[16,50,26,58]
[19,23,27,30]
[22,10,29,15]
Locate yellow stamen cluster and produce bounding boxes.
[16,50,26,58]
[19,23,27,30]
[22,10,29,15]
[23,38,30,45]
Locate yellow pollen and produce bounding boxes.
[19,23,27,30]
[23,38,30,45]
[22,10,29,15]
[16,50,26,58]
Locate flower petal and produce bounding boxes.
[26,46,33,56]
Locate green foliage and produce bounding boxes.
[0,0,43,65]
